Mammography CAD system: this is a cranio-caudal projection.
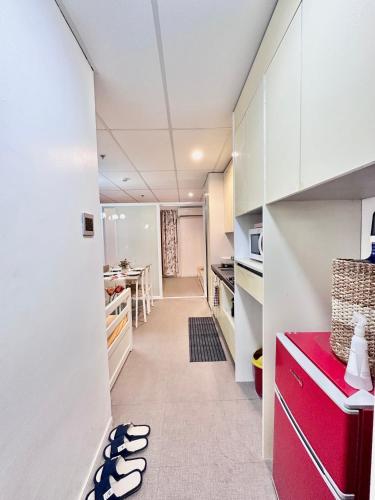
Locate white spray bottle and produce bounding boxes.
[344,312,373,391]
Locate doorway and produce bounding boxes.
[160,205,206,298]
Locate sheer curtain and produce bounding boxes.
[161,209,179,277]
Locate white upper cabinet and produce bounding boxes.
[234,82,264,216]
[224,162,234,232]
[265,7,301,203]
[246,83,264,212]
[301,0,375,188]
[234,114,248,216]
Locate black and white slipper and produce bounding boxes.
[109,423,151,442]
[103,436,148,460]
[86,459,142,500]
[94,456,147,485]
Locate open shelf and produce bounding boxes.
[235,258,263,275]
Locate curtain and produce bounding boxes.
[161,209,179,277]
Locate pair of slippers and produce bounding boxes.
[86,423,151,500]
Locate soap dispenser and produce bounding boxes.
[344,312,373,391]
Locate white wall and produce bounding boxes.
[103,214,118,265]
[206,173,234,267]
[178,216,204,276]
[103,205,162,297]
[0,2,111,498]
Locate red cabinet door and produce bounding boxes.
[273,395,335,500]
[275,339,359,494]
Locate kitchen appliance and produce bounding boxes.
[220,256,234,268]
[273,332,374,500]
[249,228,263,262]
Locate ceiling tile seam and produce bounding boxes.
[213,131,232,172]
[99,173,139,202]
[96,112,159,202]
[150,0,180,202]
[100,194,117,203]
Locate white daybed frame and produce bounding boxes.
[106,288,133,389]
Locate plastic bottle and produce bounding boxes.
[344,313,373,391]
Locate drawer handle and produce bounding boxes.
[289,369,303,388]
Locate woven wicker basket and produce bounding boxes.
[331,258,375,376]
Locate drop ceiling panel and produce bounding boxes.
[97,130,135,171]
[179,189,204,202]
[112,130,174,171]
[177,170,207,189]
[100,189,134,203]
[102,171,147,190]
[100,193,116,203]
[141,171,177,189]
[60,0,168,129]
[173,128,231,171]
[158,0,276,128]
[153,189,180,202]
[126,189,157,202]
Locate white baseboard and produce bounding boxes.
[78,416,113,500]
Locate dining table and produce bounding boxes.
[103,267,147,328]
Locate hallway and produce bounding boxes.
[111,298,276,499]
[162,277,204,297]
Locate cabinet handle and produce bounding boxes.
[290,368,303,388]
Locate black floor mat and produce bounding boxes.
[189,317,226,362]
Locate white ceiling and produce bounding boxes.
[58,0,276,203]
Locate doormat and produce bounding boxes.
[188,317,226,362]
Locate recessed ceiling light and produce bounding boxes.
[119,214,126,220]
[232,151,239,158]
[112,214,119,220]
[122,177,131,183]
[144,224,149,229]
[188,192,194,197]
[191,149,204,161]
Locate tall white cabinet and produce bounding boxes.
[301,0,375,188]
[234,83,264,216]
[265,7,301,203]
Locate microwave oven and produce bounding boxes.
[249,228,263,262]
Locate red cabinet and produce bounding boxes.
[274,396,335,500]
[273,332,373,500]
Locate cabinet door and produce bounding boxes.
[273,395,336,500]
[224,162,234,232]
[301,0,375,188]
[265,7,301,203]
[245,83,264,212]
[234,115,248,216]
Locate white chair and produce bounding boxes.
[129,269,147,328]
[144,264,154,314]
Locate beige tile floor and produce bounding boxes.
[111,298,276,499]
[162,277,204,297]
